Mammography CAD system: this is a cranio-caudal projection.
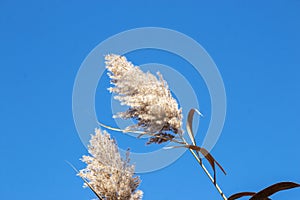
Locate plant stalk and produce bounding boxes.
[188,148,227,200]
[99,122,228,200]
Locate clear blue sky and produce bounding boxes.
[0,1,299,199]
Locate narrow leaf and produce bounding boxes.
[250,182,300,200]
[228,192,256,200]
[186,108,202,146]
[228,192,270,200]
[187,145,226,184]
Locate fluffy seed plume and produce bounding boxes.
[78,128,143,200]
[105,54,183,144]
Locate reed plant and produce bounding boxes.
[76,54,299,200]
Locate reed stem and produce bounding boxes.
[99,122,228,200]
[188,148,227,200]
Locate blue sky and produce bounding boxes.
[0,1,300,199]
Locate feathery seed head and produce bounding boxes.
[105,54,183,144]
[79,128,142,200]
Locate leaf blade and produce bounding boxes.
[228,192,256,200]
[187,145,226,184]
[186,108,202,146]
[250,181,300,200]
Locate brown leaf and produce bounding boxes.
[228,192,256,200]
[228,192,271,200]
[229,182,300,200]
[186,108,202,146]
[187,145,226,184]
[249,182,300,200]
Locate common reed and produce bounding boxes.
[76,54,299,200]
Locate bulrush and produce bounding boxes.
[105,54,183,144]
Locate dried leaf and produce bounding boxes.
[229,182,300,200]
[186,108,202,146]
[187,145,226,184]
[228,192,258,200]
[250,182,300,200]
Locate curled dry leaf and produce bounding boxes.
[185,108,225,185]
[186,108,202,146]
[228,181,300,200]
[187,144,226,184]
[228,192,268,200]
[250,182,300,200]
